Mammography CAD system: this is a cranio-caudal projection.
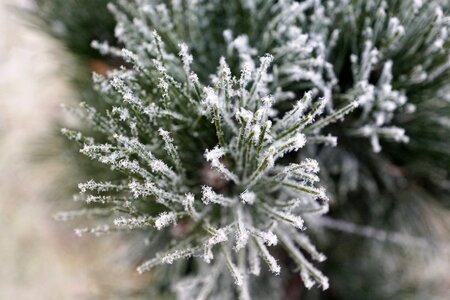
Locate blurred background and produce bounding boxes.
[0,0,146,298]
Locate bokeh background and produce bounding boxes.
[0,0,148,298]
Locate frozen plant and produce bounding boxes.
[58,15,363,296]
[29,0,449,299]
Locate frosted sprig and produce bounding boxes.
[35,0,450,298]
[61,32,349,297]
[56,1,426,298]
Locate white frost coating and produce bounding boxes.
[204,146,225,162]
[204,147,239,183]
[234,207,249,251]
[74,224,110,237]
[204,227,228,263]
[58,1,450,298]
[158,77,169,99]
[202,87,220,110]
[300,158,320,174]
[253,238,280,275]
[114,215,153,229]
[240,190,256,204]
[154,212,177,230]
[262,203,305,230]
[277,229,329,290]
[162,251,184,265]
[78,180,124,193]
[149,159,174,177]
[112,107,130,121]
[413,0,423,12]
[182,193,199,219]
[62,1,420,295]
[201,186,234,206]
[223,248,244,286]
[273,133,306,159]
[388,17,405,38]
[250,228,278,246]
[178,43,193,76]
[248,241,261,276]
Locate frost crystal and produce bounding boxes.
[154,212,177,230]
[240,190,256,205]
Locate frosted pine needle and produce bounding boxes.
[53,0,450,298]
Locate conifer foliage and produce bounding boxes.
[62,21,353,299]
[27,0,450,299]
